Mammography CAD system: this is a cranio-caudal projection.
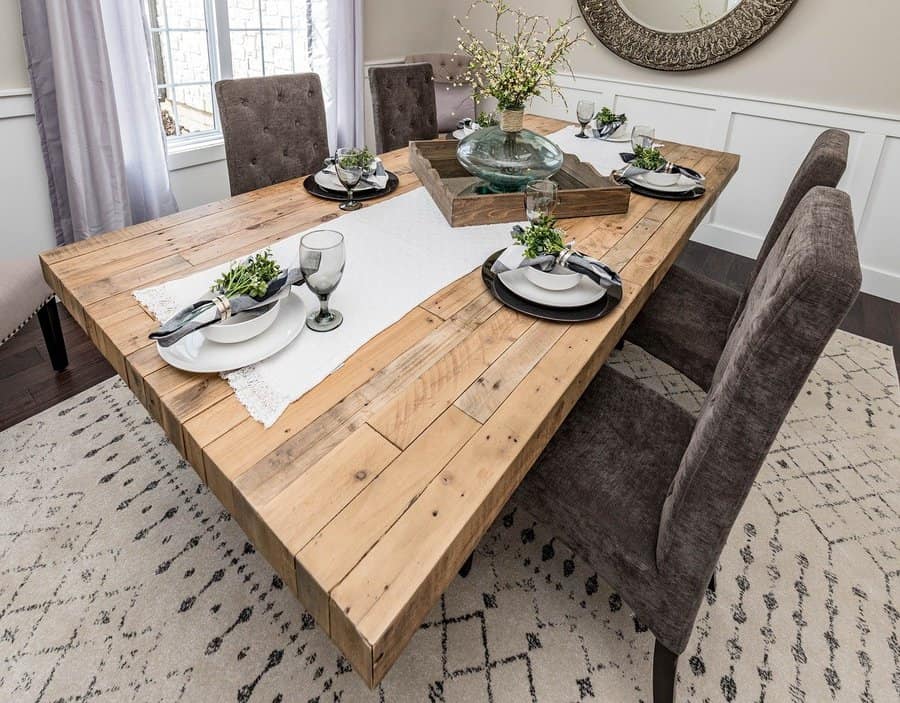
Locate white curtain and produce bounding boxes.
[309,0,364,151]
[21,0,178,246]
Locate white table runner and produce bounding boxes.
[134,187,518,427]
[545,125,629,176]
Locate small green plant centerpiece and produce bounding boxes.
[594,106,627,135]
[475,111,499,128]
[631,145,667,172]
[511,215,567,259]
[453,0,588,192]
[212,249,282,299]
[595,107,626,126]
[337,147,375,174]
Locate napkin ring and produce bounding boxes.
[558,248,575,269]
[212,294,232,321]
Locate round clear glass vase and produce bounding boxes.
[456,111,564,193]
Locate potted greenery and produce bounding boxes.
[630,145,679,187]
[453,0,587,192]
[594,106,627,138]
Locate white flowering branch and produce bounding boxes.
[454,0,588,112]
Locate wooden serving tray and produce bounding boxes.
[409,139,630,227]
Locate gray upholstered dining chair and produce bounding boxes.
[404,53,475,133]
[625,129,850,391]
[513,187,861,703]
[1,257,67,371]
[368,62,438,154]
[215,73,329,196]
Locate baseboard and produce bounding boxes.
[691,224,762,260]
[859,266,900,304]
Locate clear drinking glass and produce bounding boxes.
[631,125,656,152]
[525,180,559,223]
[575,99,595,139]
[334,147,364,212]
[300,230,345,332]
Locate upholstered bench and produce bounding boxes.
[0,257,68,371]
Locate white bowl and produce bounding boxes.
[201,300,281,344]
[524,265,582,291]
[642,170,680,187]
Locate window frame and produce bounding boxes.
[154,0,315,154]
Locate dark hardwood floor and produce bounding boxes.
[0,306,114,430]
[1,241,897,432]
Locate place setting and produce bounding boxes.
[147,229,346,374]
[303,146,399,208]
[613,124,707,200]
[574,99,630,143]
[481,179,623,322]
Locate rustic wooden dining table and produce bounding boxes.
[40,115,739,688]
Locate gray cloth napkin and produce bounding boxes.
[595,119,625,139]
[149,268,306,347]
[492,241,621,290]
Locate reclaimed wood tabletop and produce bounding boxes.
[40,115,739,687]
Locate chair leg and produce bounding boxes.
[37,299,68,371]
[458,553,473,578]
[653,639,678,703]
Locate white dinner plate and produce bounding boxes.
[498,268,606,308]
[314,170,376,193]
[157,289,306,373]
[629,173,699,194]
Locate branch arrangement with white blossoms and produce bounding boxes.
[454,0,588,112]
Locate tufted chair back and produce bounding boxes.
[656,187,861,593]
[405,53,475,132]
[215,73,329,196]
[731,129,849,331]
[368,63,438,154]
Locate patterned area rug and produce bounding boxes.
[1,331,897,703]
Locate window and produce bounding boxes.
[148,0,318,147]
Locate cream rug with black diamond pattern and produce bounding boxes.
[1,330,898,702]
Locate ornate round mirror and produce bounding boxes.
[578,0,797,71]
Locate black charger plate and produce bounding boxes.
[481,250,622,323]
[617,152,706,201]
[619,152,705,183]
[302,171,399,202]
[625,180,706,201]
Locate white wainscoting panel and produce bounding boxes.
[716,114,863,239]
[856,136,900,296]
[532,74,900,301]
[614,95,718,149]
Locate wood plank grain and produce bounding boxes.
[221,313,462,515]
[295,406,481,631]
[331,279,642,686]
[454,320,568,423]
[620,153,739,288]
[367,307,534,449]
[251,423,401,592]
[230,315,471,527]
[419,269,486,320]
